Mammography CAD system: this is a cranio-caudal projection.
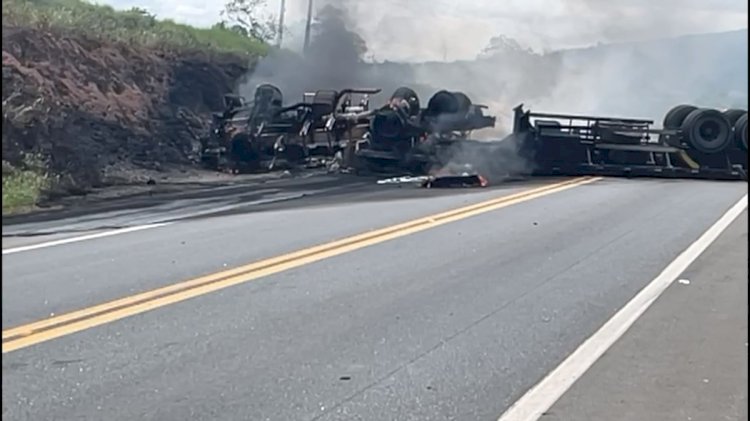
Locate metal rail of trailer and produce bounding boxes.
[511,104,748,181]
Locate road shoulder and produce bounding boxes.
[543,210,748,421]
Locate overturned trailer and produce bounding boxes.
[202,84,380,172]
[511,104,748,181]
[352,87,497,173]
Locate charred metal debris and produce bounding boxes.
[201,84,748,185]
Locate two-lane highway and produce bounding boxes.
[2,176,747,420]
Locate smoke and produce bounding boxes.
[560,0,747,45]
[237,0,747,177]
[431,133,536,182]
[239,1,417,105]
[534,30,749,119]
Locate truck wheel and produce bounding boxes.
[230,134,259,163]
[391,87,420,116]
[661,104,697,147]
[680,108,732,154]
[734,113,748,151]
[450,91,472,114]
[663,104,697,128]
[722,109,746,126]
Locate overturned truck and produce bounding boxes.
[202,84,379,172]
[511,104,748,181]
[352,87,497,174]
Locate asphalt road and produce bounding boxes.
[2,176,747,421]
[546,210,748,421]
[1,171,374,238]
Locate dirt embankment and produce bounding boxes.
[2,25,252,198]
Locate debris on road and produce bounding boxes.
[374,163,489,188]
[376,175,430,185]
[422,173,488,188]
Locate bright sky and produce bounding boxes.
[101,0,748,61]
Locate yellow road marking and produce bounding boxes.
[2,176,600,353]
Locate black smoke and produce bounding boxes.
[238,2,417,106]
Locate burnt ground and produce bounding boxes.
[2,25,251,199]
[0,167,355,227]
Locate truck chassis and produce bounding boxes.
[512,104,748,181]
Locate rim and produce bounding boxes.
[697,119,723,144]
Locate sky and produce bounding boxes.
[101,0,748,62]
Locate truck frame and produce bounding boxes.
[202,84,380,172]
[511,104,748,181]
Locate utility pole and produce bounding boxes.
[277,0,285,47]
[303,0,313,53]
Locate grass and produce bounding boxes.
[2,0,269,57]
[2,156,52,214]
[1,0,270,211]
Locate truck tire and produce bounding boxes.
[663,104,697,128]
[450,91,472,114]
[722,108,746,126]
[391,87,420,116]
[734,113,748,150]
[660,104,697,147]
[426,91,471,116]
[680,108,732,154]
[230,133,259,163]
[254,84,283,107]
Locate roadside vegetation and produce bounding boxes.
[2,0,271,57]
[2,156,52,214]
[2,0,279,213]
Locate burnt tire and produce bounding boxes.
[254,84,283,104]
[663,104,698,128]
[723,109,747,126]
[229,134,259,163]
[284,144,307,163]
[680,108,732,154]
[371,109,406,139]
[450,91,472,114]
[425,90,465,116]
[391,87,420,116]
[734,113,748,151]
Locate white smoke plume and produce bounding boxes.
[244,0,746,125]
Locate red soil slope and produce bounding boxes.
[2,25,251,194]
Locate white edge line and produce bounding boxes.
[497,193,748,421]
[2,223,172,255]
[0,185,346,256]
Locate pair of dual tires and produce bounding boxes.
[389,87,474,117]
[663,105,748,153]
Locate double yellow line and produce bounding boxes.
[2,176,599,353]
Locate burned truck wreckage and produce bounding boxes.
[202,84,747,183]
[353,87,497,173]
[201,85,497,174]
[201,83,380,172]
